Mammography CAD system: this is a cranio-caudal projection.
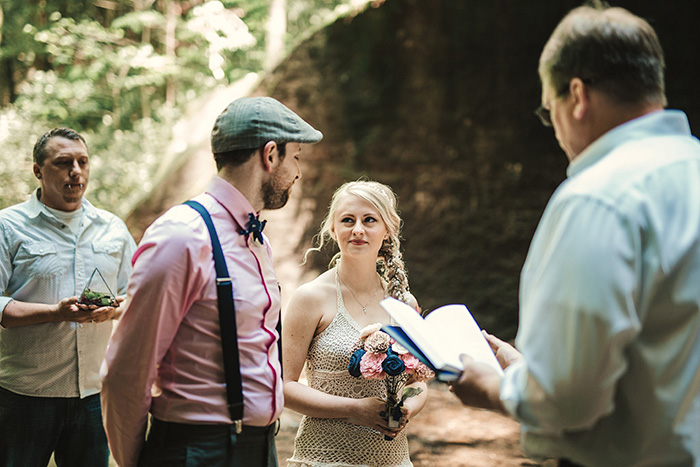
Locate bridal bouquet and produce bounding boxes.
[348,323,435,440]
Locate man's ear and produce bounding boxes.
[261,141,278,173]
[570,77,589,121]
[33,163,42,180]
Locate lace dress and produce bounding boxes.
[287,273,413,467]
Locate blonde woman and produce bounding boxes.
[284,180,427,466]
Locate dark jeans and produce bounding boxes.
[138,417,278,467]
[0,386,109,467]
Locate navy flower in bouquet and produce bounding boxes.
[382,352,406,376]
[348,348,366,377]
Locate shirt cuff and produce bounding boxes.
[0,296,14,329]
[500,358,527,419]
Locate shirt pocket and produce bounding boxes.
[18,242,62,278]
[91,240,122,281]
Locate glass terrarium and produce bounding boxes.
[79,268,119,307]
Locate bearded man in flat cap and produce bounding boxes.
[101,97,323,467]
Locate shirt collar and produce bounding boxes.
[27,188,101,222]
[567,109,692,178]
[204,176,259,231]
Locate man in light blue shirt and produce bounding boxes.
[0,127,136,466]
[450,6,700,467]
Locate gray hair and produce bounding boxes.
[539,5,666,106]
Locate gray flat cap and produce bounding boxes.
[211,97,323,153]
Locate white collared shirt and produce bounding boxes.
[501,110,700,466]
[0,190,136,398]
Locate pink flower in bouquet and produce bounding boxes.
[412,362,436,382]
[360,352,387,380]
[364,331,391,353]
[400,353,420,371]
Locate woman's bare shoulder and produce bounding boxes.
[288,269,337,310]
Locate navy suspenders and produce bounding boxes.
[184,200,244,433]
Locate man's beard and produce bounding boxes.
[262,176,293,210]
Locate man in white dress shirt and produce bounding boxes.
[450,6,700,466]
[0,127,136,466]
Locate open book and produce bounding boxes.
[380,297,503,382]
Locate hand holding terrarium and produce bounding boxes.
[79,268,119,308]
[75,268,123,323]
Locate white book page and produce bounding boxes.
[381,298,447,368]
[425,305,503,375]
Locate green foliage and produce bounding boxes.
[0,107,40,207]
[111,10,167,34]
[0,103,172,219]
[0,0,369,218]
[86,112,175,218]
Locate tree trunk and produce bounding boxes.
[0,5,8,106]
[164,0,177,106]
[265,0,286,71]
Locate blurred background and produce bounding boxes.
[2,0,699,340]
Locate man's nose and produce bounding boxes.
[70,161,81,176]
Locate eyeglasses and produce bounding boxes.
[534,77,594,127]
[534,105,552,127]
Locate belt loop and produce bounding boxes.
[274,418,281,436]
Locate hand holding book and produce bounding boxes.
[481,330,523,370]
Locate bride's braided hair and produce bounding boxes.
[377,236,410,303]
[304,179,411,303]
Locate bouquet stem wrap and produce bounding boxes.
[383,374,408,440]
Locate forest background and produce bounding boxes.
[0,0,360,220]
[2,0,700,343]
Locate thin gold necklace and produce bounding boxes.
[337,269,382,314]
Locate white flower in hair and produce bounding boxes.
[372,186,392,205]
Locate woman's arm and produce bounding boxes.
[402,380,428,421]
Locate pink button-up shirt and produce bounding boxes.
[101,177,283,467]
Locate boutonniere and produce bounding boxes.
[239,212,266,245]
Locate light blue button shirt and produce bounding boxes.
[501,110,700,465]
[0,190,136,398]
